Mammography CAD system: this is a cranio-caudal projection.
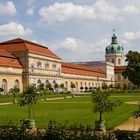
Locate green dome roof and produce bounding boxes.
[106,34,124,54]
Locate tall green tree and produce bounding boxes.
[123,50,140,88]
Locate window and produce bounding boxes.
[31,64,34,73]
[37,61,41,68]
[80,82,82,87]
[58,68,61,76]
[89,82,90,87]
[92,83,94,88]
[46,80,49,85]
[85,82,87,87]
[112,58,114,64]
[52,63,57,69]
[118,58,121,65]
[36,79,41,88]
[65,82,68,90]
[2,79,7,95]
[15,79,19,88]
[45,63,49,69]
[53,80,57,85]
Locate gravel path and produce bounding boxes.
[115,101,140,131]
[115,117,140,131]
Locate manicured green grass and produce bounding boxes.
[0,94,139,129]
[0,96,14,103]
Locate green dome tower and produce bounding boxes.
[105,33,124,66]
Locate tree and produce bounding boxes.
[102,83,108,90]
[38,83,45,91]
[19,84,38,128]
[92,90,122,130]
[85,87,88,92]
[123,50,140,88]
[54,83,59,92]
[133,104,140,119]
[10,85,20,103]
[46,83,53,91]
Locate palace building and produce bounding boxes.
[0,33,129,94]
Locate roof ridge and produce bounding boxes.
[0,38,49,49]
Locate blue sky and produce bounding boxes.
[0,0,140,62]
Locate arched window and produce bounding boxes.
[85,82,87,87]
[53,80,56,85]
[80,82,82,87]
[76,82,78,92]
[15,79,19,88]
[2,79,7,95]
[118,58,121,65]
[112,58,114,64]
[37,79,41,88]
[46,80,49,87]
[89,82,90,88]
[65,82,68,90]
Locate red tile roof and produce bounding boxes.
[0,48,22,68]
[0,56,22,68]
[0,38,60,60]
[114,66,126,73]
[62,62,106,78]
[0,49,16,58]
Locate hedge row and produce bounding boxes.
[0,120,140,140]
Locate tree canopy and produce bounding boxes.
[92,91,122,121]
[123,50,140,88]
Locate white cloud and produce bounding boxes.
[90,38,110,53]
[26,8,34,16]
[94,0,119,20]
[0,22,33,36]
[123,31,140,40]
[39,1,120,23]
[26,0,35,16]
[123,5,139,14]
[0,1,16,16]
[52,37,78,53]
[26,0,35,7]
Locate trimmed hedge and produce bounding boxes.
[0,120,140,140]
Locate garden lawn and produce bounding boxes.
[0,94,140,129]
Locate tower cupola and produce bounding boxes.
[105,33,124,55]
[105,31,124,66]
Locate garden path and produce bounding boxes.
[115,101,140,131]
